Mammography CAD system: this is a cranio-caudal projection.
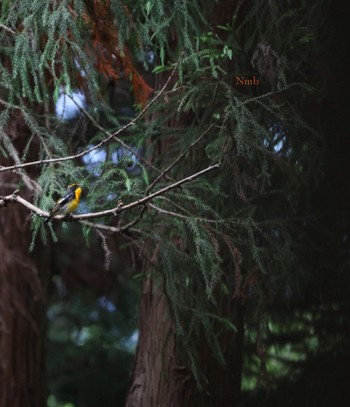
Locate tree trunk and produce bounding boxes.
[126,1,246,404]
[0,118,49,407]
[126,275,244,407]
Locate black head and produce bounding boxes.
[67,183,80,191]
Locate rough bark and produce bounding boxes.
[126,276,244,407]
[126,278,176,407]
[0,118,49,407]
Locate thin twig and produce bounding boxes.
[96,229,112,269]
[0,24,15,34]
[146,123,215,194]
[0,130,38,191]
[237,82,305,107]
[147,203,225,224]
[81,218,139,233]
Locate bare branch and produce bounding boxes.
[0,24,15,34]
[0,130,38,191]
[96,229,112,269]
[0,191,46,216]
[0,163,220,222]
[81,218,140,233]
[147,203,224,224]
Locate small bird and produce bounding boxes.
[45,183,82,223]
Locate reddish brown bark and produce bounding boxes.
[126,278,176,407]
[0,118,49,407]
[126,275,244,407]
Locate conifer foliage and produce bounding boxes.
[0,0,337,406]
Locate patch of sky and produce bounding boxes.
[145,50,155,65]
[119,330,139,352]
[106,192,118,201]
[89,310,99,322]
[51,275,67,298]
[82,146,141,176]
[98,296,117,312]
[112,147,141,175]
[264,121,289,154]
[82,147,107,176]
[55,90,86,121]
